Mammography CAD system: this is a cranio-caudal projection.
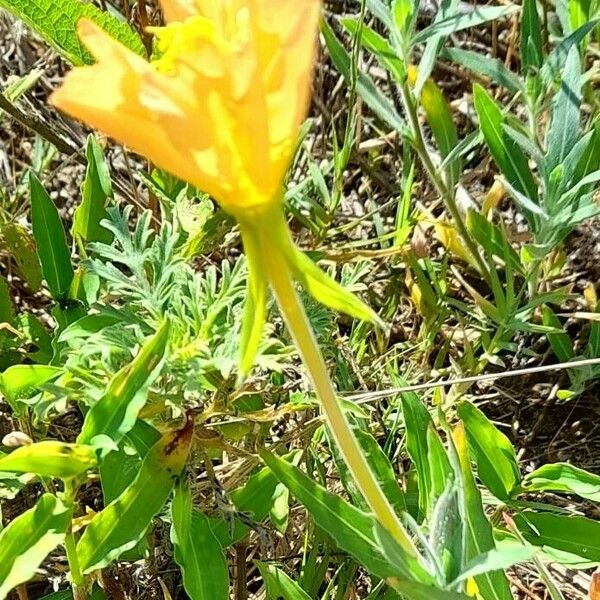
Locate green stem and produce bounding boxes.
[400,82,492,283]
[63,480,88,599]
[260,233,419,558]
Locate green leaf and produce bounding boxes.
[521,0,544,71]
[341,18,405,81]
[473,85,538,210]
[389,580,471,600]
[0,364,62,405]
[260,450,430,583]
[0,223,43,292]
[417,74,461,189]
[73,135,113,245]
[457,401,521,501]
[0,494,70,599]
[29,173,74,300]
[171,483,229,600]
[453,542,537,584]
[0,440,97,479]
[545,46,581,173]
[353,427,407,514]
[0,275,14,324]
[401,390,452,517]
[77,319,170,446]
[466,211,523,275]
[442,48,523,95]
[514,512,600,562]
[541,306,575,363]
[413,5,517,44]
[209,465,286,548]
[0,0,145,65]
[522,463,600,502]
[322,19,407,135]
[77,424,192,572]
[257,563,312,600]
[452,424,514,600]
[541,19,600,84]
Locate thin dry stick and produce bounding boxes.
[344,357,600,402]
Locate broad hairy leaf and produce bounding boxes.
[171,483,229,600]
[0,440,96,479]
[0,0,145,65]
[29,173,74,300]
[78,319,170,446]
[73,135,113,245]
[0,494,70,599]
[452,424,514,600]
[522,463,600,502]
[457,401,521,501]
[77,422,193,573]
[514,512,600,562]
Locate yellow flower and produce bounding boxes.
[51,0,320,216]
[51,0,381,374]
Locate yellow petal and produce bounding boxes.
[51,20,228,203]
[160,0,198,22]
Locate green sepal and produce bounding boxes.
[238,226,269,378]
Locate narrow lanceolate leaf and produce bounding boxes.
[77,421,193,573]
[260,450,431,584]
[514,512,600,562]
[413,5,518,44]
[473,85,538,207]
[78,319,170,446]
[171,483,229,600]
[401,390,452,517]
[29,173,74,300]
[73,135,113,245]
[520,0,543,71]
[257,563,312,600]
[0,494,70,599]
[452,424,514,600]
[457,401,521,501]
[442,48,524,96]
[0,441,97,479]
[0,0,145,65]
[407,66,460,189]
[522,463,600,502]
[321,19,408,135]
[545,46,582,174]
[0,364,62,404]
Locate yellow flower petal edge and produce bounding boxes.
[51,0,421,563]
[51,0,320,217]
